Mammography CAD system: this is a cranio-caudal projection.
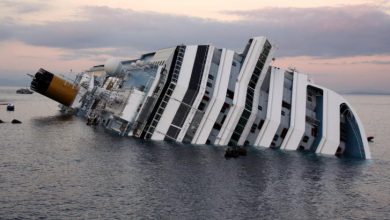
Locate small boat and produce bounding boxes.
[16,88,33,94]
[7,104,15,111]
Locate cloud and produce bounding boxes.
[58,47,143,62]
[0,0,50,13]
[309,60,390,65]
[1,5,390,58]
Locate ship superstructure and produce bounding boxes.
[30,37,371,159]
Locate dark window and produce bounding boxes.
[235,124,245,134]
[253,68,261,76]
[282,101,291,109]
[251,75,259,82]
[312,127,318,137]
[221,106,227,113]
[258,105,262,111]
[198,102,206,111]
[281,111,285,116]
[242,110,251,119]
[258,120,265,129]
[207,82,212,87]
[257,62,264,71]
[249,81,256,89]
[208,74,214,80]
[172,104,190,127]
[281,128,288,138]
[220,115,227,124]
[231,132,240,142]
[227,90,234,99]
[166,126,181,139]
[213,123,222,130]
[238,117,247,126]
[251,123,257,133]
[302,136,309,143]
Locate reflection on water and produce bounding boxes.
[0,87,389,219]
[32,114,74,123]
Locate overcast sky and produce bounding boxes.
[0,0,389,93]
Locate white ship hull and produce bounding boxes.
[30,37,371,159]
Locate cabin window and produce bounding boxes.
[282,101,291,109]
[227,90,234,99]
[258,120,265,129]
[213,123,222,130]
[221,103,229,113]
[281,128,288,138]
[221,115,227,124]
[198,102,206,111]
[251,123,257,133]
[231,132,240,141]
[249,81,256,88]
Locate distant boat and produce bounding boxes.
[16,88,33,94]
[7,104,15,111]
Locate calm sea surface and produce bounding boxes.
[0,87,389,219]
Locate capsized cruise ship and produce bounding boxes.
[30,37,371,159]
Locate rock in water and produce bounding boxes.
[11,119,22,124]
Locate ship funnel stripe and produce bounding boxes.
[30,68,79,106]
[30,68,54,94]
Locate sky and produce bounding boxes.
[0,0,389,93]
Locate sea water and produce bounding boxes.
[0,87,389,219]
